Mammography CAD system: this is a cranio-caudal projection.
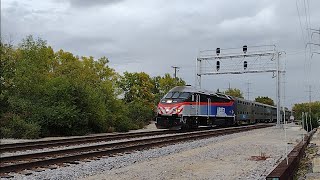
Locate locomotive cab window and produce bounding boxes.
[172,92,180,98]
[164,92,190,99]
[179,92,190,99]
[164,92,174,99]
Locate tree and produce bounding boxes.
[292,101,320,120]
[0,41,16,117]
[255,96,275,106]
[152,73,185,105]
[0,35,189,137]
[118,72,155,106]
[223,88,243,98]
[0,36,122,138]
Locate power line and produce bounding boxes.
[296,0,306,43]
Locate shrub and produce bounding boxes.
[0,115,40,139]
[302,114,319,132]
[112,114,139,132]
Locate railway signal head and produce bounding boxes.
[243,45,247,53]
[244,61,247,70]
[216,61,220,71]
[216,48,220,56]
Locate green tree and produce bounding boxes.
[0,36,122,138]
[292,101,320,120]
[255,96,275,106]
[152,73,185,105]
[118,72,155,105]
[223,88,244,98]
[118,72,156,128]
[1,35,188,137]
[0,41,16,118]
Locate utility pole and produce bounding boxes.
[282,72,286,124]
[307,85,312,114]
[246,81,252,100]
[171,66,180,79]
[276,51,281,126]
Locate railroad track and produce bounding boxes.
[0,124,273,175]
[0,130,176,153]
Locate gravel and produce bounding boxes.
[2,123,307,180]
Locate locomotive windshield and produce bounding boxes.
[163,92,190,99]
[179,92,190,99]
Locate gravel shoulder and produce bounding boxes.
[3,123,306,180]
[82,123,305,180]
[296,129,320,180]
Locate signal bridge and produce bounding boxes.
[196,45,285,126]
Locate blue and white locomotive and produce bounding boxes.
[156,86,235,129]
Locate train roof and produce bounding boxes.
[168,86,233,100]
[169,86,213,95]
[168,86,284,109]
[233,97,276,108]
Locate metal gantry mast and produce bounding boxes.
[196,45,285,126]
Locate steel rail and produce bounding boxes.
[266,129,316,180]
[0,124,273,174]
[0,130,175,153]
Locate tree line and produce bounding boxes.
[224,88,319,130]
[2,36,318,139]
[223,88,275,106]
[0,36,185,138]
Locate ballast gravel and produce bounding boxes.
[3,123,307,180]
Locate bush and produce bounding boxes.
[302,114,319,132]
[29,77,112,137]
[114,118,133,132]
[0,115,40,139]
[126,101,155,128]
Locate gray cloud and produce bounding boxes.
[67,0,125,8]
[1,0,320,107]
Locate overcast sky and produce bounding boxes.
[1,0,320,108]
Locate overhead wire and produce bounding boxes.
[296,0,306,43]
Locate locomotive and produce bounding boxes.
[155,85,290,129]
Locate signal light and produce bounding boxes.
[216,48,220,55]
[244,61,247,70]
[243,45,247,53]
[216,61,220,71]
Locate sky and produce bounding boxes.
[1,0,320,108]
